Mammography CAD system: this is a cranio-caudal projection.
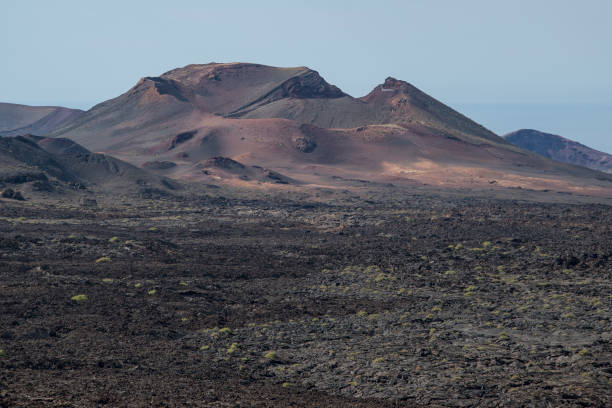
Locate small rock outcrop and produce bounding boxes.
[79,197,98,207]
[1,188,25,200]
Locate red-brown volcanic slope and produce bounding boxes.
[51,63,612,195]
[0,103,83,136]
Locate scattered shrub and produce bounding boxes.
[227,342,239,354]
[374,272,394,282]
[71,294,88,302]
[464,285,477,296]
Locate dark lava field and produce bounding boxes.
[0,193,610,407]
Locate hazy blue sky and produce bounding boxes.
[2,0,611,151]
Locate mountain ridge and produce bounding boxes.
[0,134,179,199]
[0,103,84,136]
[504,129,612,174]
[0,62,608,196]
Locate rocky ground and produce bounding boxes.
[0,192,610,407]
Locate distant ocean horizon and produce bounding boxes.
[452,102,612,154]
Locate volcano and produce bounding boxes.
[15,62,607,195]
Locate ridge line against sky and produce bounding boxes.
[2,0,611,151]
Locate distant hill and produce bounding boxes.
[0,135,179,199]
[504,129,612,174]
[0,103,84,136]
